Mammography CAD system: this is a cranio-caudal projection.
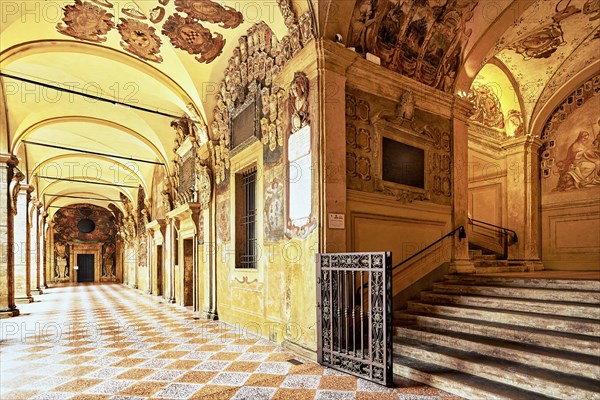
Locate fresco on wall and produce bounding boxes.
[347,0,477,93]
[468,84,505,129]
[53,203,118,280]
[540,73,600,193]
[264,167,285,242]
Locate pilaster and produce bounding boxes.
[503,135,544,270]
[450,97,475,274]
[14,184,33,303]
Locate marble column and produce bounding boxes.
[40,214,48,289]
[29,198,42,296]
[450,97,475,273]
[504,135,544,270]
[46,221,55,284]
[14,184,34,303]
[203,206,218,320]
[0,154,19,317]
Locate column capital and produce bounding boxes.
[20,184,35,194]
[452,96,475,123]
[0,153,18,166]
[502,134,544,153]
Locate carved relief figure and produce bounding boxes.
[174,0,243,29]
[55,242,69,280]
[103,243,116,277]
[57,0,115,42]
[555,130,600,190]
[9,170,24,215]
[162,14,225,64]
[349,0,376,55]
[117,18,163,63]
[290,72,310,133]
[196,162,212,209]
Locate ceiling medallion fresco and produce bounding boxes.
[162,13,226,64]
[347,0,478,93]
[506,2,581,60]
[56,0,115,43]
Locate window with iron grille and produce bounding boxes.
[236,167,257,269]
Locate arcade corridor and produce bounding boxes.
[0,283,461,400]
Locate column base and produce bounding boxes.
[15,296,33,304]
[31,289,43,296]
[281,339,317,362]
[201,310,218,320]
[523,260,544,272]
[449,260,476,274]
[0,307,20,318]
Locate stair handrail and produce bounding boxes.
[391,226,466,271]
[468,218,518,243]
[353,226,466,303]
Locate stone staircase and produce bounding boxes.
[392,274,600,399]
[470,249,527,274]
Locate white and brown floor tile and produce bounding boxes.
[0,284,462,400]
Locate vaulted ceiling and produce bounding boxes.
[1,0,598,218]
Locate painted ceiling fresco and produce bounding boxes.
[347,0,479,93]
[53,203,117,244]
[490,0,600,124]
[56,0,244,64]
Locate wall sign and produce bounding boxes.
[328,213,345,230]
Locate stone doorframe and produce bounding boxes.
[69,243,103,283]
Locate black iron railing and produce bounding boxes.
[392,226,466,271]
[316,252,393,387]
[469,218,517,260]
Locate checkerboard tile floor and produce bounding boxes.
[0,284,462,399]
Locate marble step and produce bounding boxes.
[394,312,600,357]
[393,355,554,400]
[393,338,600,399]
[394,325,600,381]
[443,275,600,291]
[474,265,527,273]
[471,254,499,260]
[404,302,600,337]
[420,292,599,319]
[433,283,600,304]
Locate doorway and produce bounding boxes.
[183,239,194,307]
[156,245,163,296]
[77,254,94,282]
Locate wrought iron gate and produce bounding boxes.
[316,252,393,386]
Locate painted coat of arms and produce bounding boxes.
[118,18,163,63]
[174,0,243,29]
[56,0,115,42]
[162,14,225,64]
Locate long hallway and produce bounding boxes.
[0,284,461,400]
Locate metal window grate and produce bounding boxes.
[239,168,257,269]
